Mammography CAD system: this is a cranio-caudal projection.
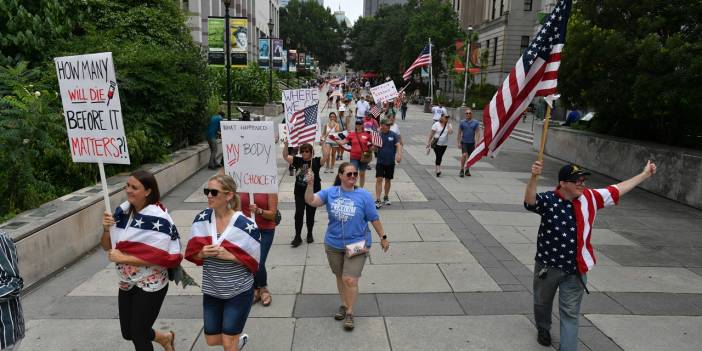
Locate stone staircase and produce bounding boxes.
[511,126,535,144]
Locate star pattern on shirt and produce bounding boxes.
[529,190,579,274]
[132,218,144,228]
[152,220,163,231]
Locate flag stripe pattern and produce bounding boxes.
[289,103,319,147]
[370,105,381,118]
[403,44,432,81]
[328,131,351,151]
[466,0,572,168]
[112,201,183,268]
[370,130,383,147]
[185,209,261,273]
[571,185,619,273]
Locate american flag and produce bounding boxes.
[403,44,432,81]
[328,131,351,151]
[466,0,572,168]
[370,105,381,118]
[186,209,261,272]
[370,130,383,147]
[289,103,319,147]
[111,201,182,268]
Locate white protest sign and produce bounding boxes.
[221,121,278,193]
[54,52,129,164]
[282,88,320,147]
[370,81,399,104]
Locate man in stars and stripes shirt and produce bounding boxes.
[289,103,319,147]
[0,231,24,350]
[524,160,657,350]
[466,0,572,169]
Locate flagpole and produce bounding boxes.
[428,38,433,104]
[537,105,553,162]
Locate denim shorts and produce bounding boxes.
[350,159,368,171]
[203,289,253,335]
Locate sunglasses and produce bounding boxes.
[563,178,586,186]
[344,171,359,177]
[203,188,228,197]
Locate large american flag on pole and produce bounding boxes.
[466,0,572,168]
[403,44,432,81]
[289,103,319,147]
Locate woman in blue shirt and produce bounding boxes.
[304,162,390,331]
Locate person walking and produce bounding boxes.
[0,231,24,351]
[239,192,278,307]
[399,94,408,121]
[431,103,447,123]
[374,119,402,209]
[388,114,403,146]
[185,174,261,351]
[457,108,481,177]
[426,115,453,177]
[304,162,390,331]
[101,170,181,351]
[207,112,224,169]
[525,160,657,350]
[354,95,370,125]
[322,112,342,173]
[335,122,373,188]
[282,142,321,246]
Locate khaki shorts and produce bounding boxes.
[325,245,367,278]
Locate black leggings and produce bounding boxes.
[118,284,168,351]
[294,191,317,237]
[433,145,448,166]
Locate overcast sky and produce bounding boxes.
[323,0,362,25]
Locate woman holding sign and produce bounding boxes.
[282,142,321,247]
[304,162,390,331]
[185,174,260,351]
[100,170,180,351]
[239,192,278,307]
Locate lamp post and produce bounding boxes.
[268,16,274,103]
[461,26,473,107]
[223,0,232,120]
[286,37,290,86]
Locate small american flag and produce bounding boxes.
[370,105,381,118]
[289,103,319,147]
[466,0,572,168]
[403,44,432,81]
[370,130,383,147]
[328,131,351,151]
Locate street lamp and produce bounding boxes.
[461,26,474,107]
[268,14,274,103]
[223,0,232,120]
[286,37,290,86]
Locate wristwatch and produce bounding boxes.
[382,234,387,240]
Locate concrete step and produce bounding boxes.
[511,127,534,144]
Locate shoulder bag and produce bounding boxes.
[339,187,368,258]
[431,123,448,149]
[357,133,373,163]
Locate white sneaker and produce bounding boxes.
[383,197,391,206]
[238,333,248,350]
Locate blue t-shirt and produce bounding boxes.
[207,115,222,139]
[316,186,379,250]
[376,131,399,165]
[459,119,480,144]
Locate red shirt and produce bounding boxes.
[239,193,276,230]
[347,131,372,160]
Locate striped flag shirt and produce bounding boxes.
[466,0,572,168]
[370,130,383,148]
[0,232,24,349]
[289,103,319,147]
[403,44,432,81]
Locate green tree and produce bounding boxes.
[559,0,702,149]
[280,0,345,69]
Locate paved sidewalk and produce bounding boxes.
[20,103,702,350]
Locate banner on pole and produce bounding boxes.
[288,50,298,72]
[370,81,399,104]
[231,17,248,67]
[207,17,248,67]
[54,52,130,165]
[221,121,278,193]
[258,38,270,68]
[272,39,283,69]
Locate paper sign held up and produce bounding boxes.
[221,121,278,193]
[370,81,399,104]
[54,52,129,165]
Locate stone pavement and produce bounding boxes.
[20,102,702,350]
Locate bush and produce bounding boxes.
[467,83,497,111]
[210,64,281,104]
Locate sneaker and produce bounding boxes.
[459,169,465,178]
[289,168,294,176]
[343,313,355,331]
[537,328,551,346]
[383,197,391,206]
[436,172,441,177]
[375,200,382,209]
[306,234,314,243]
[238,333,249,350]
[290,236,302,247]
[334,305,347,320]
[465,169,471,177]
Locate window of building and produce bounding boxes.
[492,38,498,66]
[492,0,497,20]
[500,0,504,16]
[485,40,490,65]
[524,0,533,11]
[520,36,530,52]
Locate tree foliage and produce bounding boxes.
[280,0,346,69]
[559,0,702,149]
[348,0,464,82]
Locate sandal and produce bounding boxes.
[253,288,261,304]
[260,289,272,306]
[344,313,355,331]
[334,305,347,321]
[168,331,175,351]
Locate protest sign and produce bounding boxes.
[370,81,399,104]
[221,121,278,193]
[55,52,129,165]
[282,89,320,147]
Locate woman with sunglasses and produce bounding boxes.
[304,162,390,331]
[100,170,180,351]
[282,142,321,247]
[239,191,278,307]
[185,174,260,351]
[322,112,342,173]
[426,114,453,177]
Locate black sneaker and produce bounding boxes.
[289,168,294,176]
[290,236,302,247]
[306,234,314,243]
[465,169,471,177]
[537,328,551,346]
[375,200,382,209]
[459,169,465,177]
